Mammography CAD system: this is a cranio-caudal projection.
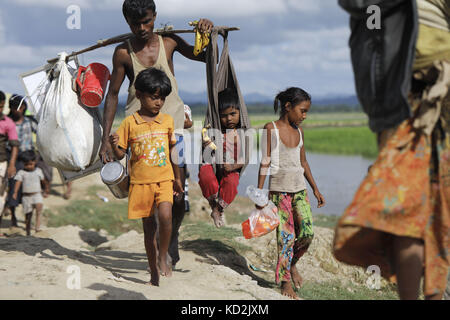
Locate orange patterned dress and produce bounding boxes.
[333,61,450,297]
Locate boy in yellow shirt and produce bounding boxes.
[110,67,183,286]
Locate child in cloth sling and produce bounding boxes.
[198,88,244,228]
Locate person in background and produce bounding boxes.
[0,91,19,228]
[12,150,45,236]
[182,104,192,213]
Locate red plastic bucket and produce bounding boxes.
[76,63,110,107]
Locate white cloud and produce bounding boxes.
[12,0,92,8]
[157,0,287,17]
[11,0,289,17]
[1,1,355,97]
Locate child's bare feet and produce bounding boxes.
[146,266,160,286]
[281,281,300,300]
[211,208,224,228]
[159,254,172,277]
[290,266,303,289]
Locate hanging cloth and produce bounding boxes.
[202,29,251,176]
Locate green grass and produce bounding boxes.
[193,112,368,129]
[181,221,252,253]
[249,112,368,129]
[296,280,399,300]
[45,193,142,237]
[313,214,340,229]
[304,126,377,159]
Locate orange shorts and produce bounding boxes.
[128,181,173,219]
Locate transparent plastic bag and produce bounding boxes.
[241,200,279,239]
[246,185,269,207]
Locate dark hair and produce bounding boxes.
[9,95,27,113]
[122,0,156,21]
[135,67,172,97]
[0,91,5,102]
[273,87,311,115]
[218,88,240,112]
[20,150,36,163]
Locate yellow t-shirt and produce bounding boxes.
[117,112,177,184]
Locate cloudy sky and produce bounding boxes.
[0,0,356,101]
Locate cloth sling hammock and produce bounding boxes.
[202,29,251,176]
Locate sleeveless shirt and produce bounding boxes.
[268,121,307,193]
[126,36,185,132]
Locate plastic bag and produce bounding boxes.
[241,200,279,239]
[246,185,269,207]
[36,53,103,171]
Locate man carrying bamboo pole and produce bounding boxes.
[99,0,213,271]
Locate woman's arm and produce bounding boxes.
[299,127,325,208]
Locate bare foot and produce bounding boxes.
[281,281,300,300]
[146,266,159,286]
[159,255,172,277]
[210,208,224,228]
[290,266,303,289]
[63,182,72,200]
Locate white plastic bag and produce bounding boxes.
[36,53,102,171]
[246,185,269,207]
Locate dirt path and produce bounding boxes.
[0,169,410,300]
[0,169,290,300]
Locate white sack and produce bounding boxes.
[36,53,103,171]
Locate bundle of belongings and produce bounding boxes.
[35,52,108,172]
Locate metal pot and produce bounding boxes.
[100,155,129,199]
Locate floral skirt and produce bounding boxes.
[333,64,450,297]
[271,190,314,284]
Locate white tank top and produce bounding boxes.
[268,121,307,193]
[126,36,185,132]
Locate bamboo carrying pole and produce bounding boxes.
[47,26,239,64]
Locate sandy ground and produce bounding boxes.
[1,170,448,300]
[0,170,289,300]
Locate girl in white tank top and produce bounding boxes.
[256,87,325,300]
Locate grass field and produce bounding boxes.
[303,126,377,159]
[246,112,368,129]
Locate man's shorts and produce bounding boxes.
[174,134,185,168]
[128,181,173,219]
[22,193,43,214]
